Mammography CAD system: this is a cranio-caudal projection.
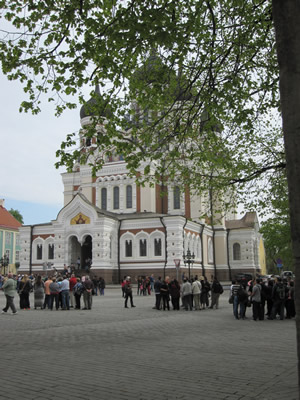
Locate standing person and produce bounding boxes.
[19,274,32,310]
[285,281,296,319]
[76,257,81,270]
[73,278,83,309]
[60,276,70,310]
[169,279,181,310]
[250,279,262,321]
[160,280,170,311]
[192,276,201,310]
[49,277,60,310]
[124,276,136,308]
[230,280,241,319]
[121,276,126,298]
[82,276,94,310]
[182,278,193,311]
[269,277,288,320]
[154,276,162,310]
[99,277,106,295]
[1,273,18,314]
[210,277,223,310]
[69,273,77,308]
[43,276,52,310]
[92,276,98,295]
[33,275,45,310]
[150,274,155,292]
[200,276,211,309]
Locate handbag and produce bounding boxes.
[228,295,234,304]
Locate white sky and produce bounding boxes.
[0,72,83,224]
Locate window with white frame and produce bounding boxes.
[125,240,132,257]
[208,237,214,264]
[37,244,43,260]
[15,250,20,261]
[154,238,162,256]
[16,234,20,247]
[113,186,119,209]
[5,232,11,245]
[126,185,132,208]
[139,239,147,257]
[173,186,180,209]
[233,243,241,260]
[48,243,54,260]
[101,187,107,210]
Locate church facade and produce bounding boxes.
[18,92,266,283]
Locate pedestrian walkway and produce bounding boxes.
[0,288,298,400]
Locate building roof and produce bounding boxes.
[225,212,258,230]
[0,205,22,230]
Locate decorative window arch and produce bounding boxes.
[101,187,107,210]
[37,244,43,260]
[233,243,241,260]
[48,243,54,259]
[125,240,132,257]
[174,186,180,209]
[113,186,119,209]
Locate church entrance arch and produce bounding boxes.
[68,235,93,269]
[82,235,93,268]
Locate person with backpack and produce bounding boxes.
[210,277,223,310]
[73,278,83,309]
[268,277,287,320]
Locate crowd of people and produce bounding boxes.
[230,276,296,321]
[1,271,296,321]
[0,272,106,313]
[120,274,224,311]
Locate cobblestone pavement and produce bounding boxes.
[0,288,298,400]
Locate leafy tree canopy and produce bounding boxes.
[8,208,24,224]
[0,0,285,214]
[259,173,292,272]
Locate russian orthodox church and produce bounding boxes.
[18,80,266,282]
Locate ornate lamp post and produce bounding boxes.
[183,248,195,280]
[0,254,9,275]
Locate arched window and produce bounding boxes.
[174,186,180,209]
[48,244,54,260]
[233,243,241,260]
[125,240,132,257]
[126,185,132,208]
[154,238,162,256]
[37,244,43,260]
[101,188,107,210]
[113,186,119,209]
[139,239,147,257]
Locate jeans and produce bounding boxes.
[125,292,134,307]
[50,293,59,310]
[183,294,193,310]
[61,290,70,310]
[3,295,17,313]
[83,291,92,309]
[233,295,239,318]
[155,294,161,310]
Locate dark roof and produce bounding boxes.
[225,212,258,230]
[80,85,112,120]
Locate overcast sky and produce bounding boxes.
[0,72,83,225]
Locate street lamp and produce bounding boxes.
[183,248,195,280]
[0,254,9,275]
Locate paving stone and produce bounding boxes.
[0,289,298,400]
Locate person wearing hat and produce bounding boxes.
[124,277,136,308]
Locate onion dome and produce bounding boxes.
[80,85,112,120]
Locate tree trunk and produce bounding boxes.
[272,0,300,391]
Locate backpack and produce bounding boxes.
[237,286,248,302]
[74,283,82,295]
[277,285,286,300]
